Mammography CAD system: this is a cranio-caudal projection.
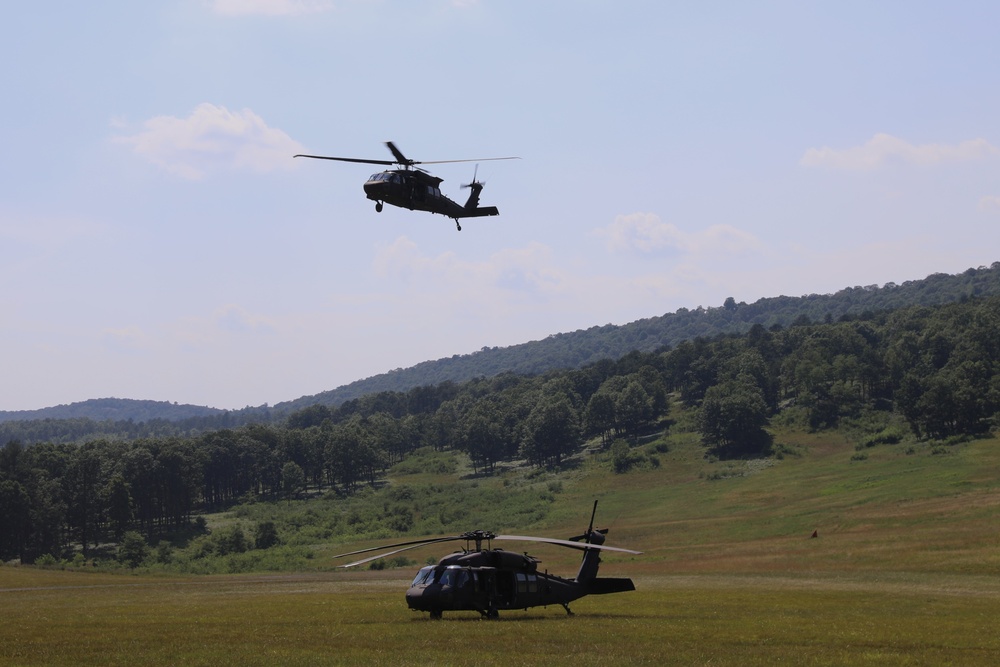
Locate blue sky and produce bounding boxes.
[3,1,999,411]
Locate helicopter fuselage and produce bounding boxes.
[332,501,639,619]
[363,169,499,223]
[404,547,635,619]
[294,142,514,231]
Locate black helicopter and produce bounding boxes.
[333,501,640,619]
[294,142,518,231]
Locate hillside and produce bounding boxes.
[4,290,998,569]
[276,262,1000,411]
[0,397,225,424]
[4,262,999,427]
[5,419,1000,665]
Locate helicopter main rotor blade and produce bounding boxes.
[294,154,396,166]
[385,141,411,165]
[386,140,519,166]
[417,156,521,165]
[494,535,642,555]
[332,535,463,560]
[338,540,458,569]
[296,142,519,170]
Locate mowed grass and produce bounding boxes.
[3,424,1000,664]
[3,568,1000,665]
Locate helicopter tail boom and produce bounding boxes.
[585,577,636,595]
[457,205,499,218]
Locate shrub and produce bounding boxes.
[215,526,249,556]
[35,553,59,568]
[156,541,173,564]
[118,531,150,568]
[254,521,280,550]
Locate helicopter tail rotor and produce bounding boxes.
[460,164,482,189]
[461,164,487,210]
[568,500,609,544]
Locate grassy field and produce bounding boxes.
[3,568,999,665]
[3,421,1000,664]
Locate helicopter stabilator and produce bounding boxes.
[332,501,641,619]
[294,141,519,231]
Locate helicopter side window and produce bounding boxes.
[435,566,464,587]
[515,573,539,594]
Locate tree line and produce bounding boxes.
[2,295,999,564]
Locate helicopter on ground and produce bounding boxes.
[294,142,518,231]
[333,501,641,619]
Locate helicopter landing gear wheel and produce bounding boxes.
[429,610,442,620]
[454,220,462,231]
[375,202,383,213]
[485,606,499,620]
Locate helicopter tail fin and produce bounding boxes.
[460,166,499,216]
[462,180,485,208]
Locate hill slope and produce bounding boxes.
[5,262,999,422]
[0,397,225,424]
[277,262,1000,411]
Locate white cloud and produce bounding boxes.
[114,103,304,179]
[210,0,334,16]
[364,234,769,345]
[373,236,566,301]
[215,304,278,335]
[593,212,762,256]
[101,326,151,353]
[978,196,1000,214]
[171,304,279,349]
[801,133,999,170]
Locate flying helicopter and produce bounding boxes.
[294,142,519,231]
[332,501,641,619]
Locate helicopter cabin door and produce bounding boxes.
[493,570,516,608]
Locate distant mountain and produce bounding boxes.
[276,262,1000,411]
[7,263,1000,425]
[0,398,225,424]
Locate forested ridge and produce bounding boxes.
[3,263,999,439]
[0,398,227,423]
[276,262,1000,411]
[2,289,999,566]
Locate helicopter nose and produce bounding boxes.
[364,181,388,199]
[406,586,430,611]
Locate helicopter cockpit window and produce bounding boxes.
[410,566,434,587]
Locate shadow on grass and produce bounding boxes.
[409,612,651,623]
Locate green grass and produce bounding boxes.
[3,569,999,665]
[4,413,1000,664]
